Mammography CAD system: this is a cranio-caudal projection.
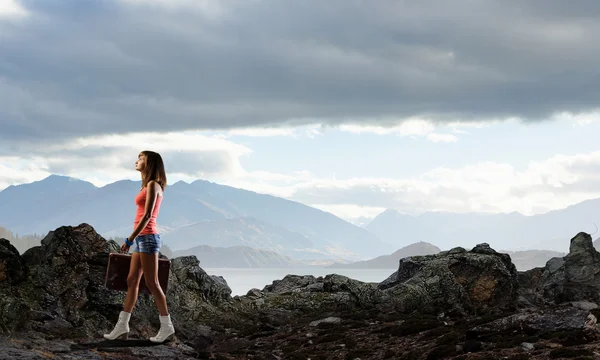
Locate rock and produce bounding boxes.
[191,325,215,353]
[263,275,319,294]
[378,243,519,315]
[463,339,483,353]
[306,283,324,292]
[40,318,73,337]
[7,224,600,360]
[0,238,27,286]
[585,313,597,329]
[256,274,379,315]
[521,232,600,305]
[571,301,599,311]
[517,267,546,307]
[521,342,535,351]
[169,256,232,306]
[471,306,591,335]
[246,288,262,298]
[0,224,235,341]
[309,317,342,327]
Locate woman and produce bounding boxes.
[104,150,175,343]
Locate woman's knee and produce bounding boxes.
[127,275,140,288]
[144,277,161,292]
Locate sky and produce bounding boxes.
[1,0,600,224]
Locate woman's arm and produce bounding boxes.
[122,181,160,250]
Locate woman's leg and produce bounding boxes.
[124,252,143,312]
[140,251,174,342]
[104,252,142,340]
[139,252,168,315]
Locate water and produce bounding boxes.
[203,267,395,296]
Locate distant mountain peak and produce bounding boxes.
[35,175,99,189]
[377,208,404,218]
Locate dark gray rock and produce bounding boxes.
[378,243,519,315]
[0,224,235,341]
[263,275,319,294]
[520,232,600,305]
[0,238,27,286]
[471,306,591,334]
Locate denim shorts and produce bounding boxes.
[133,233,162,254]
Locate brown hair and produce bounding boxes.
[140,150,167,190]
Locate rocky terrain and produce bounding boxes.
[2,224,600,359]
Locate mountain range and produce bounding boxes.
[326,241,566,271]
[366,206,600,252]
[327,241,441,269]
[0,175,392,261]
[172,244,302,268]
[1,174,599,264]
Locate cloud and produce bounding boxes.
[2,0,600,142]
[0,156,48,190]
[310,204,387,223]
[338,119,435,136]
[0,131,251,188]
[216,151,600,220]
[0,0,27,19]
[426,133,458,143]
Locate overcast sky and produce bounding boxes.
[1,0,600,223]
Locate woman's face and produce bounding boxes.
[135,153,146,172]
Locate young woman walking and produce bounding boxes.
[104,150,175,343]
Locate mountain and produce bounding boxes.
[0,175,97,232]
[367,205,600,252]
[172,244,303,268]
[160,217,327,260]
[499,249,566,271]
[327,241,441,269]
[0,175,392,260]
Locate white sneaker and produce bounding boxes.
[150,314,175,343]
[103,311,131,340]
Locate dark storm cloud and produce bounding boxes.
[1,0,600,141]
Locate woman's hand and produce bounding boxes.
[120,242,130,253]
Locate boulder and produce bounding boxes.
[378,243,519,315]
[0,238,27,286]
[520,232,600,305]
[470,305,592,335]
[0,224,235,340]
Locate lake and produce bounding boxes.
[203,267,395,296]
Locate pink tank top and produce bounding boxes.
[134,187,163,235]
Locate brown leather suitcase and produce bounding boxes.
[105,253,171,295]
